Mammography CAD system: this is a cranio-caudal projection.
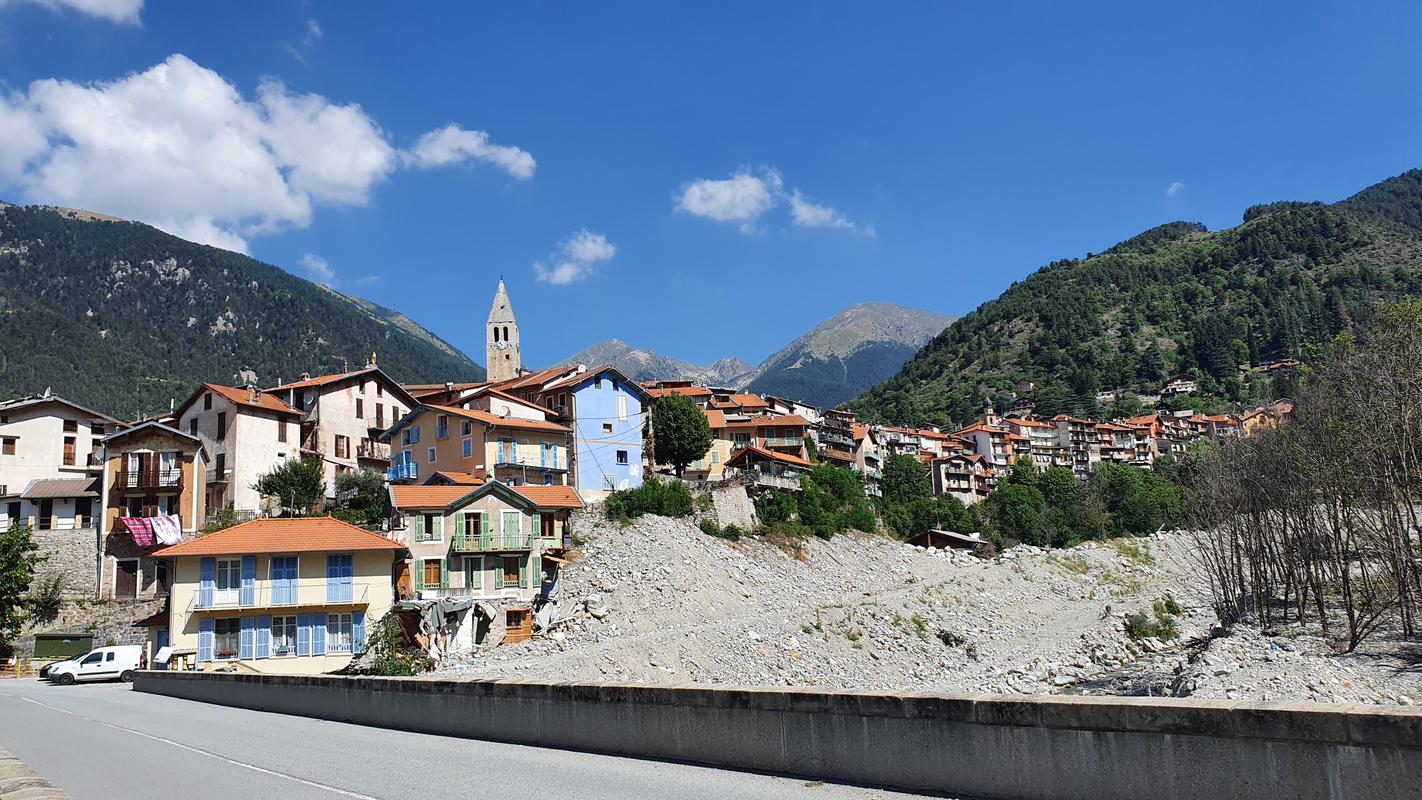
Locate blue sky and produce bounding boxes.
[1,2,1419,370]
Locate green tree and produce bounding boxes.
[881,454,932,508]
[983,483,1049,547]
[333,468,391,528]
[253,458,326,516]
[651,395,712,478]
[1,524,44,646]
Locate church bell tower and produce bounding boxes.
[486,279,521,382]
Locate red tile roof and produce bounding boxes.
[724,414,809,429]
[429,470,485,485]
[390,485,478,509]
[647,385,712,399]
[269,368,375,391]
[153,517,403,557]
[725,445,812,469]
[200,383,301,416]
[430,405,570,434]
[702,409,728,429]
[511,485,583,509]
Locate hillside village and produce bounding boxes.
[0,274,1307,677]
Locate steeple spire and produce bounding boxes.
[486,279,521,381]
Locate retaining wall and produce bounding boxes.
[134,671,1422,800]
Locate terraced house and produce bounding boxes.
[389,481,580,644]
[151,517,404,674]
[173,383,301,519]
[382,401,572,488]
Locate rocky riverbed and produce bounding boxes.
[437,511,1421,705]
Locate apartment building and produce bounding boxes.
[173,383,301,518]
[97,421,207,600]
[525,365,651,499]
[930,452,994,505]
[152,517,402,674]
[0,391,120,530]
[383,404,572,488]
[263,361,418,499]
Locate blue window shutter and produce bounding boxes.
[512,439,519,463]
[256,616,272,658]
[342,554,353,601]
[199,557,215,608]
[198,618,214,662]
[353,611,367,654]
[240,556,256,606]
[326,554,338,602]
[312,613,327,655]
[239,617,255,659]
[296,614,311,656]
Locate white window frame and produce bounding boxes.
[327,613,353,653]
[214,558,241,605]
[272,615,298,657]
[427,447,436,463]
[616,450,629,465]
[213,617,241,660]
[616,395,628,422]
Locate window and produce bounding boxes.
[272,615,298,656]
[2,438,15,456]
[375,403,384,427]
[214,618,240,659]
[436,415,449,439]
[462,438,473,458]
[81,652,102,666]
[502,510,521,539]
[502,556,521,587]
[278,420,287,443]
[464,556,483,591]
[214,452,226,478]
[63,436,75,466]
[540,513,556,539]
[355,398,364,419]
[461,420,472,436]
[215,558,241,604]
[427,447,436,463]
[216,412,228,441]
[402,426,421,445]
[327,613,353,653]
[711,450,721,464]
[543,474,553,485]
[376,384,383,397]
[616,450,629,465]
[422,512,440,541]
[617,395,628,422]
[189,418,199,436]
[602,423,613,434]
[335,434,350,460]
[422,559,442,588]
[595,377,603,390]
[204,393,213,411]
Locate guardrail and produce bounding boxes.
[451,532,535,552]
[189,580,370,611]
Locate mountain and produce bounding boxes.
[742,302,955,408]
[850,169,1422,427]
[0,203,483,417]
[560,339,754,386]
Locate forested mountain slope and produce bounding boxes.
[850,169,1422,426]
[0,204,482,417]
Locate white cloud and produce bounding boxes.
[675,168,869,236]
[0,54,534,253]
[4,0,143,24]
[788,189,871,236]
[303,19,321,45]
[405,124,536,179]
[299,253,336,285]
[534,229,616,285]
[1166,181,1186,199]
[675,169,781,226]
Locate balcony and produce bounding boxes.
[493,459,568,473]
[387,461,419,482]
[357,441,391,461]
[761,436,804,448]
[206,468,231,484]
[190,579,370,611]
[115,468,183,491]
[451,531,535,552]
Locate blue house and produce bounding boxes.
[539,365,650,497]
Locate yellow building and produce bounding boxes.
[384,404,573,488]
[152,517,404,674]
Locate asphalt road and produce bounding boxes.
[0,679,934,800]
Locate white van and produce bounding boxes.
[48,645,144,685]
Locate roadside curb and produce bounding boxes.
[0,747,70,799]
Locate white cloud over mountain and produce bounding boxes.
[0,54,534,253]
[534,229,616,285]
[675,167,869,235]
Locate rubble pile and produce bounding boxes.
[439,512,1422,705]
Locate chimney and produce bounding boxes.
[277,378,284,388]
[248,385,259,403]
[300,371,311,381]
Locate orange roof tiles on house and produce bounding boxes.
[429,405,571,434]
[405,382,488,398]
[851,423,868,441]
[488,365,573,394]
[647,385,713,399]
[724,445,812,469]
[153,517,403,557]
[199,383,301,416]
[268,368,375,391]
[702,409,727,429]
[390,485,479,509]
[429,470,485,485]
[724,414,810,429]
[729,393,769,407]
[511,485,583,509]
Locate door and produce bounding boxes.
[38,499,53,530]
[214,559,240,605]
[394,560,412,600]
[75,650,106,681]
[154,630,169,670]
[114,560,138,598]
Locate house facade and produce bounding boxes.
[539,366,649,499]
[152,517,402,674]
[263,362,417,500]
[97,422,207,600]
[0,392,119,529]
[383,404,572,488]
[174,383,301,519]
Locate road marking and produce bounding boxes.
[19,697,381,800]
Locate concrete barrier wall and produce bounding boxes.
[135,671,1422,800]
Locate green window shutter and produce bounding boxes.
[520,557,530,589]
[440,558,449,588]
[469,558,481,592]
[414,562,425,591]
[493,562,503,590]
[482,513,491,537]
[457,513,468,537]
[414,514,425,542]
[433,516,443,541]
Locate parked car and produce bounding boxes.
[38,655,81,680]
[48,646,144,685]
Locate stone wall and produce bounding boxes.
[136,672,1422,800]
[31,526,98,599]
[709,485,757,530]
